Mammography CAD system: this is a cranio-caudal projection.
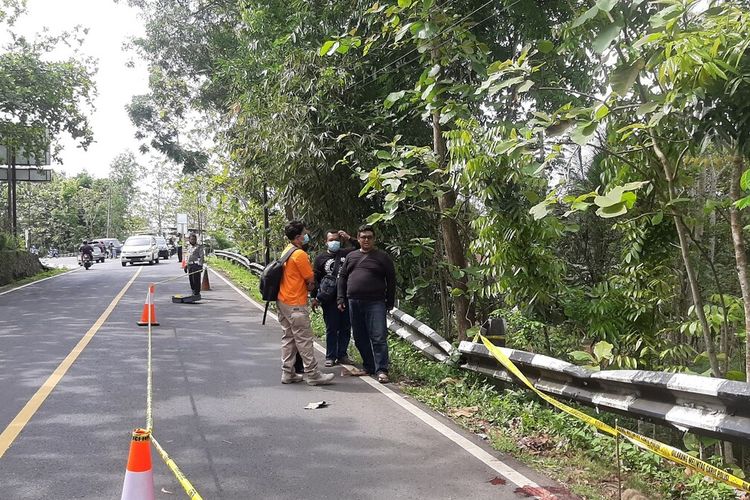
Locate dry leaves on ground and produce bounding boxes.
[518,433,554,454]
[448,406,479,418]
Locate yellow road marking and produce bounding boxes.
[0,267,143,458]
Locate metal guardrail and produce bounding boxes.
[214,250,251,268]
[459,342,750,443]
[213,250,750,442]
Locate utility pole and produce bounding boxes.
[263,183,270,265]
[8,148,18,237]
[196,191,202,244]
[106,178,112,238]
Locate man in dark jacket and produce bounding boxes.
[312,229,358,367]
[337,224,396,383]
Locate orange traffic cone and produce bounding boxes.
[201,266,211,292]
[121,428,155,500]
[137,284,159,326]
[181,256,187,269]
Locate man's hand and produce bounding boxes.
[338,230,351,241]
[337,302,346,312]
[311,298,319,311]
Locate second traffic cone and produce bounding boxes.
[137,284,159,326]
[121,428,155,500]
[181,255,187,269]
[201,266,211,292]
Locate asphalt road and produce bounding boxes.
[0,257,575,499]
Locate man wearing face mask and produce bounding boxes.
[277,220,335,386]
[311,229,359,367]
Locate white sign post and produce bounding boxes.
[176,213,188,236]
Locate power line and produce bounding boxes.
[343,0,462,91]
[344,0,518,94]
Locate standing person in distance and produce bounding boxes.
[337,225,396,383]
[277,221,334,386]
[185,233,205,298]
[312,229,358,367]
[176,233,184,263]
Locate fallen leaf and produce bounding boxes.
[304,401,329,410]
[346,367,368,376]
[518,433,554,454]
[438,377,461,386]
[222,440,232,444]
[488,476,506,485]
[449,406,479,418]
[160,487,174,494]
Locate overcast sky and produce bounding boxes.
[11,0,150,178]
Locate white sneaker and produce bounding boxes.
[306,372,335,386]
[281,373,304,384]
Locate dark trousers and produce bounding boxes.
[177,246,183,262]
[322,300,351,360]
[188,264,202,295]
[348,299,389,374]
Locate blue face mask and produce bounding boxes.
[302,233,310,245]
[327,240,341,253]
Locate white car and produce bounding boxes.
[121,235,159,267]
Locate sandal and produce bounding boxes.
[347,367,368,376]
[377,372,390,384]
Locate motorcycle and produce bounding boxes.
[81,253,93,270]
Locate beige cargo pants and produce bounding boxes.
[277,301,319,375]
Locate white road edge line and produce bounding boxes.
[211,268,548,494]
[0,267,80,297]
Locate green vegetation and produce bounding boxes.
[126,1,750,486]
[209,257,738,499]
[127,0,750,382]
[0,265,67,291]
[0,153,145,252]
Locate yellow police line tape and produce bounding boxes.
[151,434,204,500]
[144,284,203,499]
[154,265,205,286]
[477,334,750,492]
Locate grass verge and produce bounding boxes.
[208,257,740,500]
[0,267,69,294]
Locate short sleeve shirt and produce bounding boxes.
[278,244,313,306]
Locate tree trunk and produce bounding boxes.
[707,166,717,264]
[284,203,294,222]
[728,154,750,382]
[431,41,472,341]
[650,138,721,377]
[435,226,453,340]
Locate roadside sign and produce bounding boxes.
[0,144,50,166]
[0,166,52,182]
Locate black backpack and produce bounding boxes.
[316,256,341,303]
[259,246,299,302]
